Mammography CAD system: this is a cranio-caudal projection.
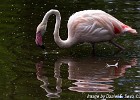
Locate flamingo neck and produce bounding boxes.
[42,10,73,48]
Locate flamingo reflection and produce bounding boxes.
[36,57,137,97]
[36,61,62,98]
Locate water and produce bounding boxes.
[0,0,140,100]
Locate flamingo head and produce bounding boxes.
[35,24,46,49]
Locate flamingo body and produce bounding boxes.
[35,9,137,50]
[68,10,136,43]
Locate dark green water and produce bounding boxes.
[0,0,140,100]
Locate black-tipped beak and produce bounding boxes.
[38,45,45,49]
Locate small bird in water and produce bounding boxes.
[106,62,118,68]
[35,9,137,53]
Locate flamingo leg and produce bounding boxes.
[92,43,95,55]
[109,40,125,50]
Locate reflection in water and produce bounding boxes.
[134,58,140,93]
[36,62,62,98]
[36,57,137,98]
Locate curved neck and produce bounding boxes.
[41,10,73,48]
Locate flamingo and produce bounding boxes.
[35,9,137,52]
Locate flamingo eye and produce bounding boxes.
[37,31,41,34]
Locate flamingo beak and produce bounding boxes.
[35,32,45,49]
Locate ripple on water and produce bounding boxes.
[135,86,140,93]
[69,81,113,92]
[42,50,59,55]
[134,40,140,48]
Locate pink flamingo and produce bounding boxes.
[35,9,137,52]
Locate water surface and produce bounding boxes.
[0,0,140,100]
